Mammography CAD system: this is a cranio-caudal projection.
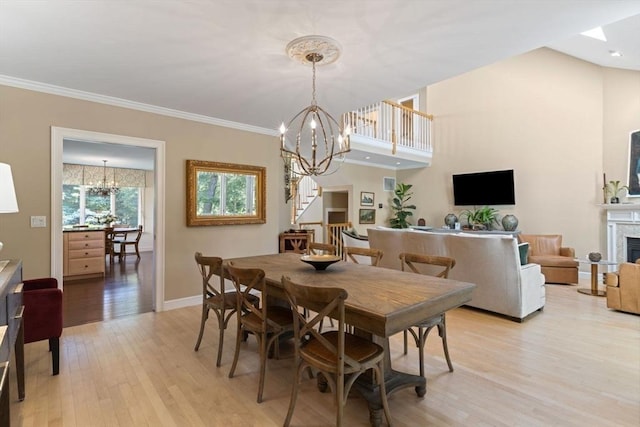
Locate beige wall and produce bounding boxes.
[0,85,286,301]
[399,47,640,261]
[2,47,637,300]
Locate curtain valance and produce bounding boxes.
[63,163,146,188]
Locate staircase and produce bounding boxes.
[286,156,320,224]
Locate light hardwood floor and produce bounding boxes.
[9,278,640,426]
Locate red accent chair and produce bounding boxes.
[23,278,63,375]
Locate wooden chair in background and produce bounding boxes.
[281,276,392,427]
[399,252,456,375]
[307,242,337,255]
[114,225,143,260]
[225,262,294,403]
[193,252,259,367]
[344,246,383,266]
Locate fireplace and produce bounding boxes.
[627,237,640,263]
[603,204,640,269]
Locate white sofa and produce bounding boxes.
[368,228,545,321]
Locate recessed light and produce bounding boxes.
[365,156,370,160]
[396,162,401,165]
[609,50,622,57]
[580,27,607,42]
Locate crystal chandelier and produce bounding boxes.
[280,35,350,176]
[87,160,119,196]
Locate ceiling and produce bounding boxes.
[2,1,640,170]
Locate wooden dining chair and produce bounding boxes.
[225,262,294,403]
[307,242,337,255]
[115,225,143,260]
[399,252,456,376]
[104,227,118,264]
[193,253,259,367]
[344,246,383,266]
[281,276,392,427]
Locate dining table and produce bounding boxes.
[224,252,476,427]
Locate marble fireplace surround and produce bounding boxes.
[603,204,640,271]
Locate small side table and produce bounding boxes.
[576,259,618,296]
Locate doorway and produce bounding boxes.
[51,127,166,312]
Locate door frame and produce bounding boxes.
[51,127,166,312]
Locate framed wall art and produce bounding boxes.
[628,129,640,196]
[360,191,374,206]
[359,208,376,224]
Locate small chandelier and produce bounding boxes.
[280,35,350,176]
[87,160,119,196]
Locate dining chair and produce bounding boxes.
[225,262,294,403]
[114,225,143,260]
[399,252,456,376]
[344,246,383,266]
[281,276,392,427]
[307,242,337,255]
[193,252,259,367]
[104,227,118,264]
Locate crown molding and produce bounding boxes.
[0,75,277,137]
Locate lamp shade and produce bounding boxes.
[0,163,19,213]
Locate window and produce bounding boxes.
[62,185,142,226]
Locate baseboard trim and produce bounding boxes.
[164,295,201,311]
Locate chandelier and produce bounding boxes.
[87,160,119,196]
[280,35,350,176]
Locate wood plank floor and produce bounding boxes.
[9,277,640,426]
[62,253,154,327]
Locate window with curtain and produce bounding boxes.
[62,164,146,227]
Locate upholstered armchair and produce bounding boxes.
[23,278,63,375]
[518,234,578,284]
[606,260,640,315]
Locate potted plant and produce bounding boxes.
[389,183,416,229]
[606,180,629,204]
[459,206,499,230]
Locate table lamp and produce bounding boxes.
[0,162,19,253]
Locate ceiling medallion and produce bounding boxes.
[285,35,342,66]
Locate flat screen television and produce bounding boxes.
[452,169,515,206]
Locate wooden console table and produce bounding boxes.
[279,230,315,254]
[0,259,25,420]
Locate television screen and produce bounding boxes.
[452,169,515,206]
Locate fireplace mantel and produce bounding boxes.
[601,203,640,267]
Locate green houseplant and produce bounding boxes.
[459,206,499,230]
[389,183,416,228]
[606,180,628,204]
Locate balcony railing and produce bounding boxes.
[343,100,432,154]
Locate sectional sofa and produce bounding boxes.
[367,228,546,321]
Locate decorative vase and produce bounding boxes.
[610,197,620,204]
[588,252,602,262]
[444,214,458,229]
[501,214,519,231]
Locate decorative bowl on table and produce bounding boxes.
[300,254,341,270]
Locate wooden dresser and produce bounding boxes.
[63,230,105,280]
[0,259,25,423]
[279,230,315,254]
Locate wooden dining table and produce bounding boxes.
[224,252,476,426]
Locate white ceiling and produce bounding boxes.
[2,1,640,170]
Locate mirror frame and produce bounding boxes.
[186,159,266,226]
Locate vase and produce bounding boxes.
[502,214,518,231]
[444,214,458,229]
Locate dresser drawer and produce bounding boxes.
[68,231,104,241]
[68,258,104,275]
[68,248,104,259]
[68,240,103,251]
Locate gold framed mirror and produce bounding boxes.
[186,160,266,226]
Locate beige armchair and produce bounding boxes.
[518,234,578,284]
[606,260,640,315]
